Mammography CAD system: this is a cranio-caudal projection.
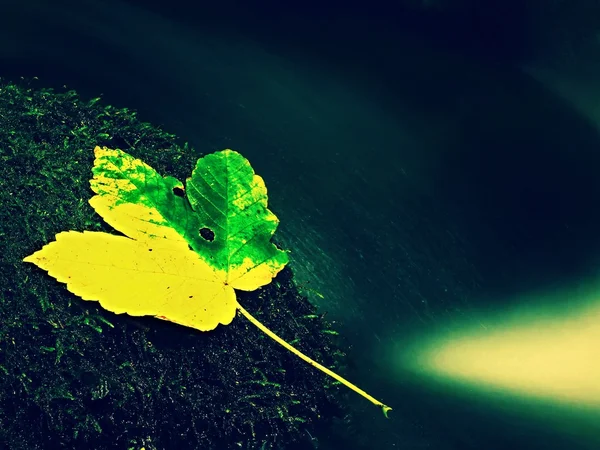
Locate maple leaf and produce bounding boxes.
[24,146,391,417]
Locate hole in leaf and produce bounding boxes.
[199,227,215,242]
[172,186,185,197]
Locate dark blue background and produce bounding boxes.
[3,1,600,448]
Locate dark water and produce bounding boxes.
[3,0,600,448]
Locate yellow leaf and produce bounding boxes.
[24,230,237,331]
[23,146,392,417]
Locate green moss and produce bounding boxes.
[0,79,348,449]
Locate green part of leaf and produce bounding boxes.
[186,150,289,280]
[89,147,288,289]
[89,147,201,247]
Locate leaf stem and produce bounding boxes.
[236,304,392,418]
